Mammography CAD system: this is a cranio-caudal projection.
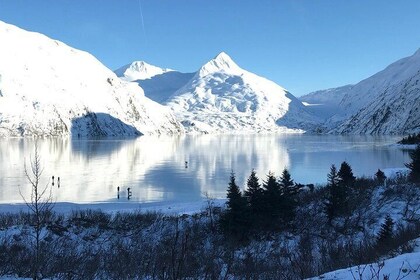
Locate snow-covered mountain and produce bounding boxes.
[165,52,320,133]
[115,63,194,104]
[115,61,174,81]
[0,21,183,137]
[137,72,195,103]
[333,49,420,134]
[301,49,420,134]
[299,85,353,120]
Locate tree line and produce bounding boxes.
[398,133,420,145]
[222,144,420,241]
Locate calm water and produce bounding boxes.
[0,135,410,204]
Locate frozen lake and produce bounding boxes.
[0,134,411,204]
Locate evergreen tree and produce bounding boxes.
[375,169,387,185]
[262,171,281,220]
[327,164,340,186]
[280,169,295,194]
[325,164,347,221]
[226,172,245,211]
[244,169,263,221]
[278,168,297,223]
[222,172,248,237]
[405,144,420,183]
[376,214,394,252]
[263,171,280,195]
[337,161,356,188]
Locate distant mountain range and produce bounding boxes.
[300,49,420,134]
[1,20,419,137]
[116,61,195,104]
[116,52,320,134]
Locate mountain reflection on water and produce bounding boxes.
[0,135,409,204]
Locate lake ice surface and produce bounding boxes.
[0,134,411,204]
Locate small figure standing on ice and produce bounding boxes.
[127,187,132,200]
[57,177,60,188]
[52,175,55,186]
[117,186,120,199]
[185,161,188,168]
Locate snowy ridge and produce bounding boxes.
[0,21,183,137]
[165,52,320,133]
[115,61,174,81]
[196,51,242,77]
[115,63,194,104]
[339,48,420,117]
[299,85,354,121]
[336,70,420,134]
[300,85,353,106]
[329,49,420,134]
[301,48,420,134]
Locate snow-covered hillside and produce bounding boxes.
[0,21,183,137]
[306,49,420,134]
[299,85,353,120]
[336,71,420,134]
[165,52,320,133]
[115,63,194,104]
[298,49,420,134]
[308,239,420,280]
[137,72,195,103]
[320,49,420,134]
[115,61,174,81]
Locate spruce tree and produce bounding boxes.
[262,171,281,220]
[280,169,294,192]
[375,169,387,185]
[244,169,263,222]
[337,161,355,188]
[263,171,280,195]
[226,172,244,211]
[278,168,297,223]
[325,164,346,221]
[406,144,420,183]
[376,214,394,252]
[327,164,340,186]
[336,161,356,214]
[223,172,248,236]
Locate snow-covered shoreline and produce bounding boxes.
[0,199,227,216]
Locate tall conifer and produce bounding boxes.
[325,164,346,221]
[406,145,420,183]
[244,169,263,225]
[223,172,248,236]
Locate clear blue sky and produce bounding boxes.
[1,1,419,96]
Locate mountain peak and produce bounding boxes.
[198,52,241,76]
[213,51,233,63]
[115,61,173,81]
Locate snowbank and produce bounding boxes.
[0,199,227,216]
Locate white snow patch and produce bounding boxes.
[308,240,420,280]
[0,199,227,216]
[115,61,174,81]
